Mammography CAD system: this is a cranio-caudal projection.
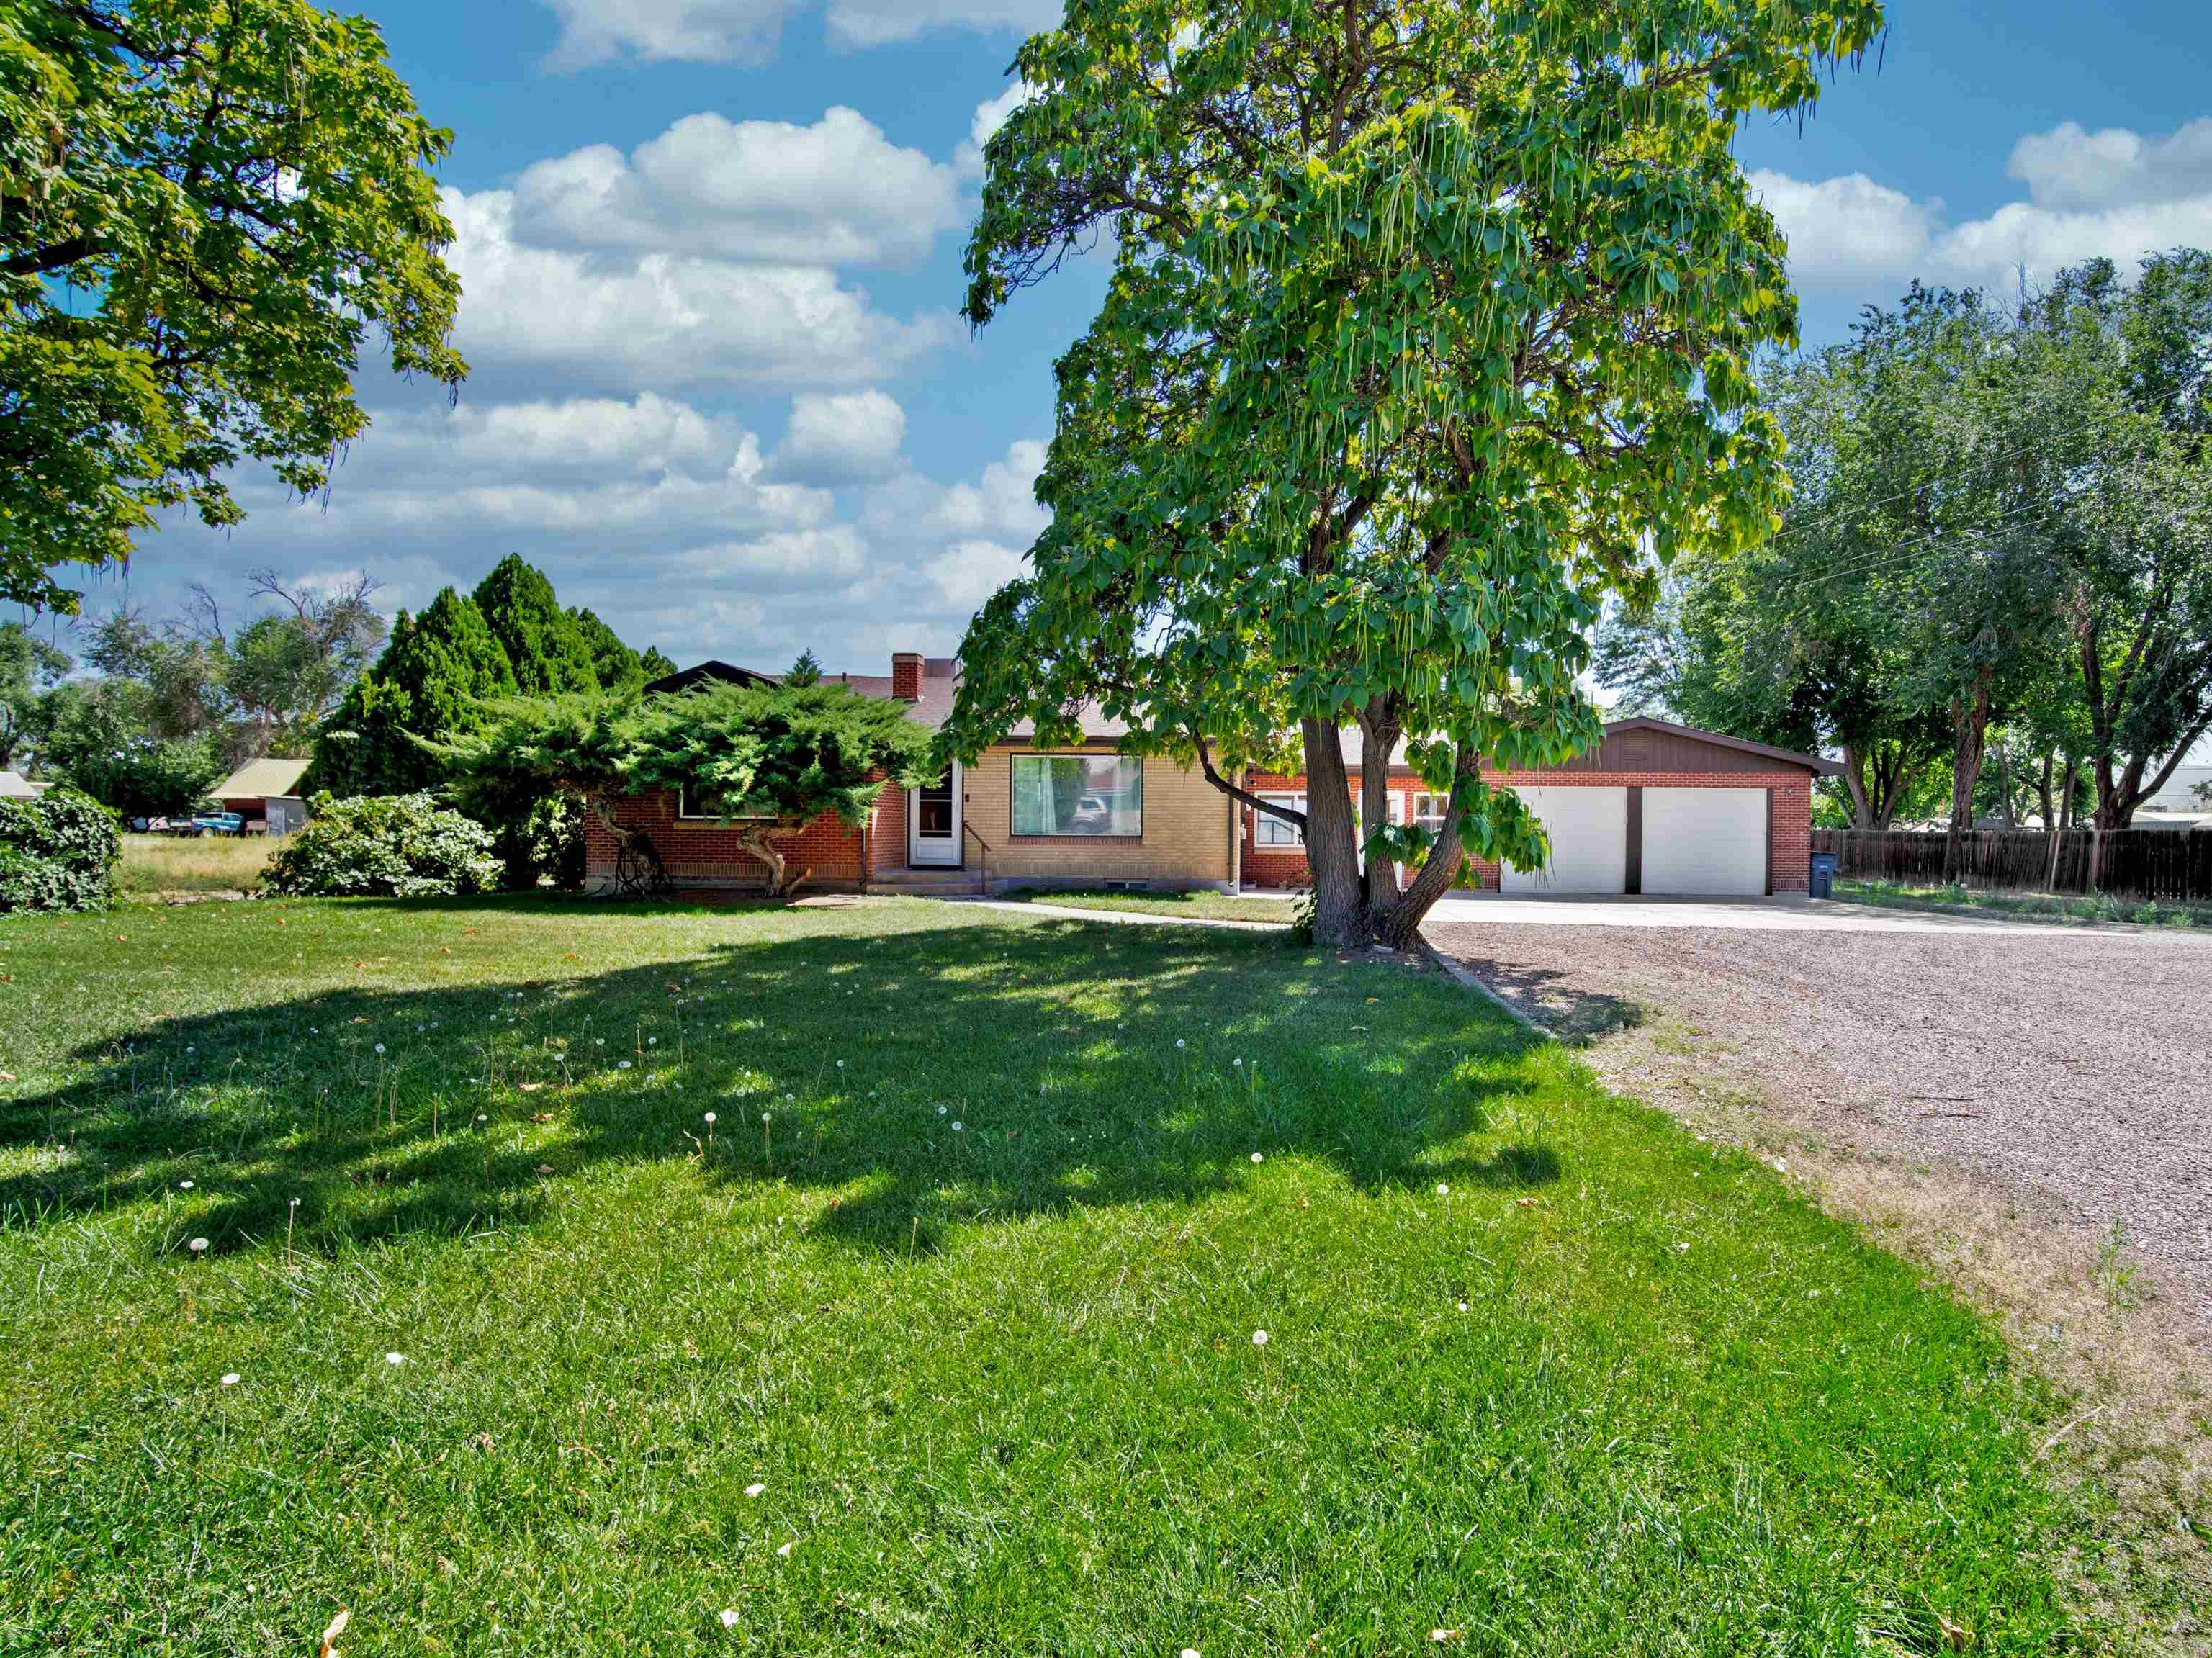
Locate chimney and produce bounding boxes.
[891,652,925,701]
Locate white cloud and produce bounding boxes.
[1753,115,2212,296]
[957,81,1036,178]
[925,539,1029,610]
[774,391,909,485]
[2008,117,2212,212]
[539,0,798,68]
[442,187,953,389]
[677,525,871,586]
[511,109,961,268]
[537,0,1056,64]
[873,438,1049,544]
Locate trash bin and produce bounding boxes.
[1809,852,1837,899]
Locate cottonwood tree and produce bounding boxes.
[434,682,936,897]
[940,0,1886,949]
[0,0,465,609]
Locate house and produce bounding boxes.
[210,757,311,834]
[588,655,1839,898]
[0,771,48,800]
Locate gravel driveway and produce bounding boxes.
[1424,913,2212,1337]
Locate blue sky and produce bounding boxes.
[101,0,2212,688]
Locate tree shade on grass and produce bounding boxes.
[0,900,2136,1653]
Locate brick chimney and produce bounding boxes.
[891,652,925,701]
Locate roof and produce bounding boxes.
[0,770,46,798]
[644,659,779,695]
[1339,716,1843,777]
[215,757,310,799]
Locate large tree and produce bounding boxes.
[473,556,600,696]
[940,0,1885,948]
[305,587,513,796]
[0,619,70,770]
[1,0,466,609]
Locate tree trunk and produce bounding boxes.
[736,826,791,896]
[1943,670,1992,881]
[1300,718,1367,947]
[1841,744,1874,832]
[2034,751,2054,833]
[1375,746,1482,952]
[1356,698,1403,917]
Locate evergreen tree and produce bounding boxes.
[784,649,824,687]
[472,556,598,695]
[639,646,678,682]
[570,606,645,693]
[305,590,514,794]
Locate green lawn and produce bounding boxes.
[998,885,1297,924]
[0,896,2125,1654]
[1835,876,2209,929]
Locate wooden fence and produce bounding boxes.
[1812,826,2212,903]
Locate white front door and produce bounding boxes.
[1501,787,1629,894]
[909,762,962,866]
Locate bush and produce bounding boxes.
[0,788,122,913]
[264,793,501,898]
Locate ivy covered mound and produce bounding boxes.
[0,787,120,913]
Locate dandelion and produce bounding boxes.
[1250,1152,1263,1164]
[745,1482,765,1498]
[1183,1648,1202,1657]
[938,1104,948,1116]
[1232,1058,1243,1068]
[475,1113,488,1124]
[385,1351,405,1366]
[618,1060,634,1071]
[775,1540,794,1558]
[185,1045,195,1054]
[835,1060,844,1069]
[1251,1329,1267,1348]
[762,1112,772,1124]
[704,1112,718,1124]
[374,1043,385,1055]
[595,1038,606,1047]
[1436,1183,1450,1196]
[187,1237,209,1257]
[179,1179,194,1190]
[1457,1301,1469,1312]
[220,1372,241,1387]
[951,1121,963,1132]
[1175,1038,1186,1049]
[719,1609,740,1630]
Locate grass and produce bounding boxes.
[1835,876,2211,930]
[114,831,276,896]
[0,896,2131,1654]
[997,885,1297,924]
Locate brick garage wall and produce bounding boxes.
[1240,769,1815,894]
[964,746,1236,889]
[583,788,866,891]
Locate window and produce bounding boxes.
[677,785,772,821]
[1010,754,1143,837]
[1254,793,1304,846]
[1411,793,1449,835]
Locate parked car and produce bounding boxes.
[191,811,246,837]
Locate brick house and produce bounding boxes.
[583,656,1838,898]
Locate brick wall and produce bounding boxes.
[963,746,1236,889]
[1240,768,1815,894]
[583,788,866,891]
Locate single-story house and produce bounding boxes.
[0,770,49,800]
[211,757,311,834]
[585,654,1839,898]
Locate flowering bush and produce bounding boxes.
[264,793,500,898]
[0,787,122,913]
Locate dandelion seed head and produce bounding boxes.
[719,1608,740,1629]
[775,1540,793,1557]
[385,1351,405,1365]
[179,1180,194,1190]
[745,1482,765,1498]
[220,1372,240,1386]
[374,1043,385,1055]
[703,1112,717,1125]
[1436,1183,1449,1196]
[618,1060,633,1071]
[187,1237,208,1254]
[1250,1152,1263,1164]
[1251,1329,1268,1347]
[1175,1038,1185,1049]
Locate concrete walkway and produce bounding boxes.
[945,898,1287,932]
[1418,893,2160,937]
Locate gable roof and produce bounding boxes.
[643,659,779,695]
[1601,717,1845,776]
[215,757,310,799]
[0,770,45,798]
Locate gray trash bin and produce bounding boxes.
[1809,852,1837,899]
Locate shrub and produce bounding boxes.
[264,793,500,898]
[0,788,122,913]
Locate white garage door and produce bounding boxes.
[1501,787,1627,894]
[1642,788,1767,896]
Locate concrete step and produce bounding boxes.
[871,868,986,896]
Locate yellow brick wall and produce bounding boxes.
[961,746,1236,888]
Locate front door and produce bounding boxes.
[909,762,962,866]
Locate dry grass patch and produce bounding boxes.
[115,832,276,897]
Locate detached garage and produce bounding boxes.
[1242,718,1840,898]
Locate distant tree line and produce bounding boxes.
[1599,251,2212,862]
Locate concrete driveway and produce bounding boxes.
[1424,891,2176,936]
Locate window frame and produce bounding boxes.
[675,783,775,823]
[1253,792,1306,847]
[1007,752,1146,840]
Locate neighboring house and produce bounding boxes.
[211,757,311,834]
[2136,763,2212,829]
[0,771,48,800]
[588,655,1839,898]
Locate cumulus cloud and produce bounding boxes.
[773,391,909,485]
[957,81,1037,177]
[441,187,953,389]
[537,0,1057,65]
[925,538,1030,611]
[1753,114,2212,296]
[511,108,961,267]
